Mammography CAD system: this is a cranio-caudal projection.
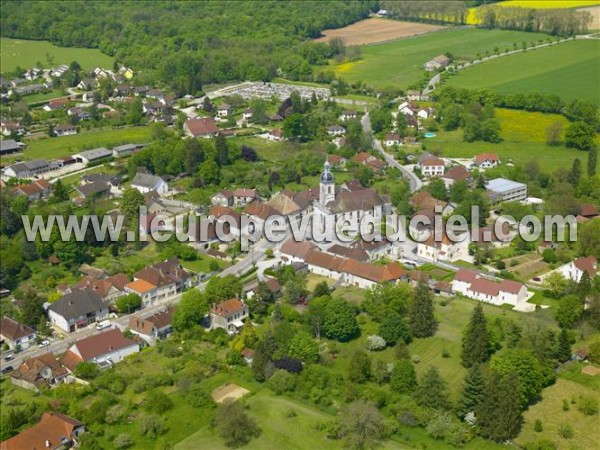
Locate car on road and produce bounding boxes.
[3,354,14,362]
[38,340,50,347]
[1,366,14,375]
[95,320,111,330]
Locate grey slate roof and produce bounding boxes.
[132,172,164,189]
[0,139,24,153]
[48,288,106,320]
[76,181,110,197]
[7,159,49,173]
[77,147,112,161]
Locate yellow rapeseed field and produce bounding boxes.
[496,108,569,143]
[466,1,598,24]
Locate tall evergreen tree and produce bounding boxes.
[588,146,597,177]
[556,328,572,362]
[477,371,522,442]
[390,358,417,394]
[568,158,582,186]
[409,282,437,338]
[414,366,450,410]
[458,364,486,418]
[215,133,229,166]
[461,304,493,368]
[577,271,592,303]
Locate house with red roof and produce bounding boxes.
[474,153,499,169]
[557,256,597,282]
[0,412,84,450]
[210,298,249,334]
[13,179,53,201]
[419,157,445,177]
[59,328,139,371]
[451,269,529,306]
[183,117,219,138]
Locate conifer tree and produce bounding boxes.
[458,364,486,419]
[409,282,437,338]
[477,371,522,442]
[390,358,417,394]
[461,304,493,368]
[556,327,572,362]
[414,366,450,410]
[577,271,592,303]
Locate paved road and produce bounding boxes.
[361,112,422,192]
[0,238,273,373]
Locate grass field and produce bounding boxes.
[175,391,351,450]
[425,108,597,174]
[0,126,152,163]
[328,28,546,89]
[446,40,600,104]
[0,37,113,72]
[515,378,600,450]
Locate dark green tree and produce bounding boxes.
[51,179,69,202]
[323,297,359,342]
[215,133,229,166]
[577,271,592,302]
[121,188,145,219]
[556,327,572,362]
[477,371,522,442]
[414,366,451,410]
[215,400,260,447]
[408,282,437,338]
[588,146,597,177]
[461,304,493,368]
[390,358,417,394]
[379,314,412,346]
[458,363,486,418]
[565,121,596,150]
[568,158,582,186]
[348,349,371,384]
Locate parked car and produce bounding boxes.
[38,340,50,348]
[3,355,14,362]
[95,320,111,330]
[1,366,14,375]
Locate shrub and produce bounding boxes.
[113,433,134,449]
[187,384,215,409]
[557,423,574,439]
[577,396,599,416]
[144,390,174,413]
[365,335,386,351]
[562,399,570,411]
[269,369,296,394]
[139,414,166,438]
[105,404,126,425]
[273,357,303,373]
[441,348,450,358]
[534,419,543,432]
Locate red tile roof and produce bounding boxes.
[67,328,137,362]
[184,117,219,137]
[280,239,317,260]
[475,153,499,164]
[0,316,35,341]
[0,412,83,450]
[211,298,246,317]
[580,203,599,218]
[454,269,479,283]
[443,166,471,181]
[421,158,444,167]
[574,256,597,277]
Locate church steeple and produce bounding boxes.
[320,160,335,205]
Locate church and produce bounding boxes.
[312,160,390,231]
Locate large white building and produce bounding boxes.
[485,178,527,203]
[452,269,528,306]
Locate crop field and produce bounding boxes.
[466,1,599,24]
[426,104,598,175]
[315,18,444,46]
[328,28,546,89]
[0,37,113,72]
[515,378,600,450]
[580,6,600,29]
[445,40,600,104]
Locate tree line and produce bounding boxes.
[0,1,377,95]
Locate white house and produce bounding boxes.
[3,159,59,178]
[217,103,232,118]
[268,128,283,141]
[327,125,345,136]
[0,317,36,350]
[417,107,435,120]
[243,108,254,120]
[384,132,401,147]
[486,178,527,204]
[131,172,169,195]
[452,269,528,306]
[59,328,139,371]
[417,230,467,262]
[74,147,112,165]
[339,110,357,121]
[47,289,109,333]
[53,124,78,136]
[420,157,445,177]
[557,256,597,282]
[475,153,499,169]
[398,101,418,116]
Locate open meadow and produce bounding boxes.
[0,37,113,72]
[315,18,444,46]
[445,39,600,105]
[515,378,600,450]
[328,28,546,89]
[0,126,153,164]
[425,108,598,174]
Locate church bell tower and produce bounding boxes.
[319,160,335,205]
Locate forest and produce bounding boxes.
[0,1,376,95]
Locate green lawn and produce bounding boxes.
[175,390,352,450]
[446,39,600,105]
[24,89,65,105]
[0,37,113,72]
[181,256,227,274]
[425,129,595,174]
[1,126,152,162]
[326,28,546,89]
[515,378,600,450]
